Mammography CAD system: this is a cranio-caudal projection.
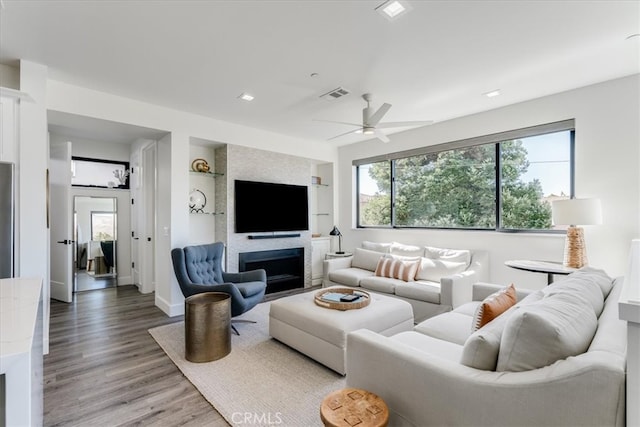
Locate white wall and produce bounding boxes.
[337,74,640,290]
[19,61,50,353]
[66,136,131,162]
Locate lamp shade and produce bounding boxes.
[552,198,602,226]
[329,226,342,236]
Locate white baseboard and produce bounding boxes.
[117,275,133,286]
[155,294,184,317]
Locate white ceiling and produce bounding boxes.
[1,0,639,146]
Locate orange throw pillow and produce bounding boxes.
[473,284,517,331]
[374,257,420,282]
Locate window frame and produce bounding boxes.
[354,120,575,233]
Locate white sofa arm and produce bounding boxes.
[472,282,535,302]
[346,329,625,427]
[322,256,354,286]
[440,270,477,308]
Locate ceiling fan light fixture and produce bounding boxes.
[376,0,411,20]
[362,127,375,135]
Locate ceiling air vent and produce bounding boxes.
[319,87,350,101]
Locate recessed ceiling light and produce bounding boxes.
[238,92,254,102]
[483,89,501,98]
[376,0,411,20]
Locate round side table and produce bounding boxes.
[320,388,389,427]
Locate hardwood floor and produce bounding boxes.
[44,286,227,426]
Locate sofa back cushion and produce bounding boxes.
[361,241,392,253]
[569,267,614,298]
[390,242,424,258]
[496,292,598,372]
[542,274,604,317]
[351,248,384,272]
[460,289,544,371]
[424,246,471,267]
[415,258,468,282]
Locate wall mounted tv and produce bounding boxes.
[235,180,309,233]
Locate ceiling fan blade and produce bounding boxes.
[373,128,390,143]
[376,120,434,129]
[367,103,392,126]
[313,119,362,128]
[327,128,361,141]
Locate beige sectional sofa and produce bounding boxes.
[323,241,489,322]
[346,268,626,426]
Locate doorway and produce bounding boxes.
[74,196,118,292]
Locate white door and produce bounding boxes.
[141,142,156,294]
[130,150,141,286]
[49,139,73,302]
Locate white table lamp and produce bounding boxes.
[552,198,602,268]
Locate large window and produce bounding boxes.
[356,121,574,232]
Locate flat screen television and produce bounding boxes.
[235,180,309,233]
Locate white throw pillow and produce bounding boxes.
[389,242,424,258]
[424,246,471,267]
[496,292,597,372]
[351,248,384,272]
[542,275,604,317]
[361,241,392,253]
[415,258,467,282]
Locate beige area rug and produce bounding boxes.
[149,302,346,426]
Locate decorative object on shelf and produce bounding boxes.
[314,288,370,311]
[312,233,321,238]
[113,168,129,186]
[311,176,322,185]
[329,225,344,254]
[189,188,207,213]
[552,198,602,268]
[191,158,210,173]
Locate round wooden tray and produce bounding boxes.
[314,288,370,311]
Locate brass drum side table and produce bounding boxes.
[184,292,231,362]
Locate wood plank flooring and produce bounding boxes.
[44,285,227,427]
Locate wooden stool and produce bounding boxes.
[320,388,389,427]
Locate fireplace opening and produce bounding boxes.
[239,247,304,294]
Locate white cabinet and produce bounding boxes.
[311,237,331,286]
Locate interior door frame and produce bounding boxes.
[140,141,157,294]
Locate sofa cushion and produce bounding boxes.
[395,281,441,305]
[391,331,464,361]
[542,274,604,317]
[361,241,392,253]
[414,310,473,345]
[424,246,471,267]
[415,257,468,282]
[359,276,400,294]
[390,242,424,258]
[351,248,384,272]
[472,284,517,331]
[328,267,373,287]
[374,257,420,282]
[458,289,545,371]
[569,267,614,299]
[496,292,598,372]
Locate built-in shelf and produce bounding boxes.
[312,183,329,187]
[313,213,330,216]
[190,170,224,178]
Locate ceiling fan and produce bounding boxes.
[316,93,433,143]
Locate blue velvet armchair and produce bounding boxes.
[171,242,267,334]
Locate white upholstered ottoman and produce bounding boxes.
[269,288,414,374]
